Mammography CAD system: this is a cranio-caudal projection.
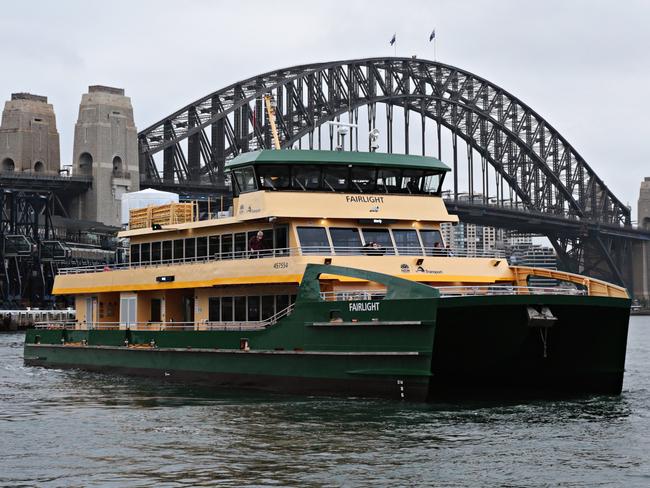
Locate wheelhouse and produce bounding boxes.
[228,150,449,197]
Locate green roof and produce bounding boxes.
[226,149,450,172]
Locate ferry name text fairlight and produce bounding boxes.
[345,195,385,204]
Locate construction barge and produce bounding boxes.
[23,149,631,400]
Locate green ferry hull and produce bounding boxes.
[23,294,630,401]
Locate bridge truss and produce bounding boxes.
[138,57,640,288]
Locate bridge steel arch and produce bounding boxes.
[138,57,637,287]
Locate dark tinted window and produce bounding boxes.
[261,295,275,320]
[297,227,330,254]
[247,296,260,321]
[362,228,395,255]
[322,166,349,191]
[196,237,208,258]
[221,296,233,321]
[258,165,290,190]
[276,294,289,312]
[162,241,172,261]
[392,229,422,255]
[234,166,257,193]
[150,298,161,322]
[151,242,161,262]
[130,244,140,264]
[350,167,376,192]
[292,165,321,190]
[234,296,246,321]
[209,235,219,257]
[274,226,288,254]
[208,297,220,321]
[330,228,362,254]
[221,234,232,259]
[234,233,246,256]
[173,239,183,261]
[141,242,151,263]
[184,238,195,259]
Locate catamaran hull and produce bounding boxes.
[23,295,630,401]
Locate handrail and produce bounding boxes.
[510,266,629,298]
[34,304,296,331]
[58,246,506,274]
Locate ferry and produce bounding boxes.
[24,149,631,401]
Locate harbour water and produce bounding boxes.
[1,318,649,487]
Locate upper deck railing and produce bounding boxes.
[57,246,506,275]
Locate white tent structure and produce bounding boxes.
[120,188,179,225]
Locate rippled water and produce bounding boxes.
[1,318,649,487]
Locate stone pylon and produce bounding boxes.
[72,86,139,226]
[0,93,60,174]
[633,177,650,301]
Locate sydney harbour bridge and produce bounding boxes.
[138,57,649,291]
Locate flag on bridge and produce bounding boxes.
[389,34,396,46]
[429,29,436,42]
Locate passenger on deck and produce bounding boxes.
[249,231,266,258]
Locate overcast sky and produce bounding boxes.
[2,0,649,218]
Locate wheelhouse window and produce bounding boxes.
[401,170,425,194]
[258,165,290,190]
[361,228,395,255]
[330,227,362,255]
[350,167,376,193]
[423,172,444,194]
[376,169,401,193]
[297,227,330,254]
[420,229,445,255]
[233,166,257,193]
[322,166,349,191]
[292,165,321,190]
[392,229,422,255]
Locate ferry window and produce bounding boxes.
[261,295,275,320]
[130,244,140,264]
[330,228,362,255]
[420,229,444,255]
[258,165,290,190]
[297,227,330,254]
[234,296,246,322]
[185,238,196,259]
[377,169,401,193]
[423,172,443,194]
[350,167,376,193]
[234,233,246,256]
[292,165,321,190]
[322,166,349,191]
[221,234,233,259]
[274,226,288,255]
[392,229,422,255]
[276,294,289,312]
[221,297,233,321]
[150,298,161,323]
[208,297,220,321]
[248,296,260,321]
[196,237,208,258]
[209,235,220,257]
[361,229,395,255]
[173,239,183,261]
[151,242,161,263]
[162,241,172,261]
[401,170,424,194]
[234,166,257,193]
[141,242,151,263]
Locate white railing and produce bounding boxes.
[34,304,295,332]
[319,285,586,301]
[58,246,506,274]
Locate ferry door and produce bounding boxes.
[85,297,97,326]
[120,296,137,328]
